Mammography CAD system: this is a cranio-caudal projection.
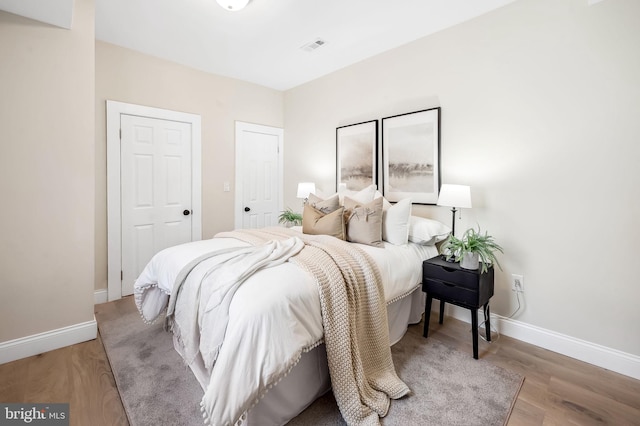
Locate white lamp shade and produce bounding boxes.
[297,182,316,199]
[216,0,250,11]
[437,184,472,208]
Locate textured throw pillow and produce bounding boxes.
[408,216,451,245]
[302,204,345,240]
[307,193,340,214]
[338,184,377,206]
[382,198,412,245]
[343,196,384,247]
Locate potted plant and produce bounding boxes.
[441,227,503,273]
[278,207,303,227]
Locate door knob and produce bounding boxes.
[183,210,191,216]
[244,207,250,212]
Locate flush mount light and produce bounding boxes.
[216,0,250,11]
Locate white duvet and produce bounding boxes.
[134,229,437,426]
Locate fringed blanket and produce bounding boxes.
[165,236,304,371]
[212,228,409,425]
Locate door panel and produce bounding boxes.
[237,124,283,229]
[120,114,192,296]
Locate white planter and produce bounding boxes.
[460,252,479,270]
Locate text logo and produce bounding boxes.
[1,404,69,425]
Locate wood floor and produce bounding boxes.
[1,297,639,426]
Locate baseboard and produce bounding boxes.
[94,289,108,305]
[439,304,640,380]
[0,319,97,365]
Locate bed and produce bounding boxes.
[134,188,451,426]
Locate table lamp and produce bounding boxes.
[296,182,316,203]
[437,184,472,237]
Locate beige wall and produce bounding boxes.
[2,0,637,363]
[94,42,284,291]
[0,0,95,341]
[284,0,640,356]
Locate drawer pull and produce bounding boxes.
[442,266,457,273]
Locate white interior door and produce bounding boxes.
[107,100,201,302]
[120,114,193,296]
[235,122,283,229]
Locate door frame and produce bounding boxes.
[106,100,202,301]
[234,121,284,229]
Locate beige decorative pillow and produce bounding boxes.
[302,204,345,240]
[374,190,393,210]
[307,193,340,214]
[343,196,384,248]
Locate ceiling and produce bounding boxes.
[0,0,73,29]
[2,0,517,91]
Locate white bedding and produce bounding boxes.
[134,228,437,425]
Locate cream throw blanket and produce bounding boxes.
[216,228,409,425]
[166,237,304,371]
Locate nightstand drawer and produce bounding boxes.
[422,262,478,291]
[423,278,480,306]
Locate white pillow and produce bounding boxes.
[382,198,412,245]
[408,216,451,245]
[338,184,377,205]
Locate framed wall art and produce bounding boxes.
[382,107,441,204]
[336,119,378,191]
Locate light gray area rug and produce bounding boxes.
[97,303,204,426]
[98,299,523,426]
[290,327,523,426]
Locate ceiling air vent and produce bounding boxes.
[301,38,327,53]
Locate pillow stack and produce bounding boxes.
[301,184,451,248]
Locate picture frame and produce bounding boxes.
[336,120,378,192]
[382,107,441,204]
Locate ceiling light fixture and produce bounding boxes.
[216,0,250,11]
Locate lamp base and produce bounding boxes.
[450,207,458,237]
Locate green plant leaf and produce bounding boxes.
[440,226,503,272]
[278,207,303,226]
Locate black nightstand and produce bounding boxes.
[422,255,494,359]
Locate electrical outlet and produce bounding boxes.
[511,274,524,292]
